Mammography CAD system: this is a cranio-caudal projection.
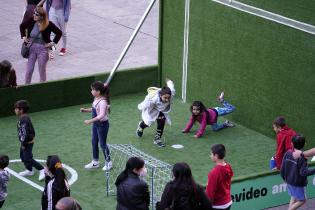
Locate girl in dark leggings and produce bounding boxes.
[137,79,175,147]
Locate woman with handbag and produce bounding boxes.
[20,6,62,84]
[156,162,213,210]
[115,157,150,210]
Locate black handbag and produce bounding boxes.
[21,41,32,58]
[21,28,40,58]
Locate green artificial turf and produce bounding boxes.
[0,93,275,210]
[160,0,315,146]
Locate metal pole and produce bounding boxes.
[105,0,157,85]
[106,170,109,197]
[181,0,190,103]
[151,167,155,210]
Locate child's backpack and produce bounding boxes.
[146,87,160,99]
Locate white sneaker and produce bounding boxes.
[19,169,35,177]
[217,91,225,103]
[102,161,113,171]
[85,160,100,169]
[38,169,45,181]
[224,120,235,127]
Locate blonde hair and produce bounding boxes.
[35,6,49,31]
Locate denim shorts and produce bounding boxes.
[287,184,306,201]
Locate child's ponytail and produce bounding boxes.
[103,84,110,113]
[54,167,69,196]
[46,155,69,196]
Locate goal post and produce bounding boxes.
[105,144,172,210]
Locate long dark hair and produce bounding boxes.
[46,155,69,195]
[171,162,196,189]
[115,157,144,186]
[190,101,209,120]
[0,60,12,88]
[171,163,199,208]
[91,81,110,112]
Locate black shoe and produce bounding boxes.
[136,121,143,137]
[153,135,165,147]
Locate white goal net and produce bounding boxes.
[105,144,172,210]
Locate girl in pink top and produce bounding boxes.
[80,81,112,171]
[182,92,235,138]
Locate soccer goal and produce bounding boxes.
[105,144,172,210]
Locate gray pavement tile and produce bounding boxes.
[1,0,158,85]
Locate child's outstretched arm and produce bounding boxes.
[182,115,194,133]
[80,108,92,113]
[293,148,315,159]
[194,112,208,138]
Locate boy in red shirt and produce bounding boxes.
[206,144,233,210]
[272,116,297,170]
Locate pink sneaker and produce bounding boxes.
[59,48,67,56]
[217,92,224,103]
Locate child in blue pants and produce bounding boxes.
[81,81,112,171]
[182,92,235,138]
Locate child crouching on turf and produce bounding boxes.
[280,135,315,210]
[80,81,112,171]
[0,155,10,208]
[14,100,45,180]
[137,78,175,147]
[182,92,235,138]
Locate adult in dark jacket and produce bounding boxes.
[20,6,62,84]
[156,162,212,210]
[115,157,150,210]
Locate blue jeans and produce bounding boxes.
[92,120,111,162]
[211,100,235,131]
[20,143,43,171]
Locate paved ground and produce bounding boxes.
[0,0,158,85]
[1,0,314,209]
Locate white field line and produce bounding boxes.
[8,159,78,191]
[182,0,190,103]
[6,167,44,191]
[212,0,315,35]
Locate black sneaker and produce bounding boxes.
[136,121,143,137]
[153,135,165,147]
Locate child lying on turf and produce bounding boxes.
[182,92,235,138]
